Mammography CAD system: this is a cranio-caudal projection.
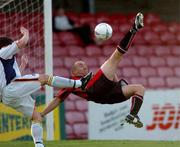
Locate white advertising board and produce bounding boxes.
[88,90,180,140]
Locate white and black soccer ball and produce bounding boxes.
[94,23,113,41]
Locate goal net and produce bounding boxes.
[0,0,54,141]
[0,0,44,74]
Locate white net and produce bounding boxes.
[0,0,44,74]
[0,0,50,141]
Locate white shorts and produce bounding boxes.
[2,74,41,118]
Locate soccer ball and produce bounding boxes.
[94,23,113,41]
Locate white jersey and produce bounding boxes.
[0,42,21,99]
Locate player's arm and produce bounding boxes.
[0,27,29,59]
[19,54,28,73]
[41,89,70,117]
[41,97,63,117]
[16,27,29,49]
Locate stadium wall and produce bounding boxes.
[89,89,180,140]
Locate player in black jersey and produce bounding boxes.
[41,13,145,128]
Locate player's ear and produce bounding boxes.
[71,63,77,76]
[71,69,77,76]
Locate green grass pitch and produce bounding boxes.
[0,140,179,147]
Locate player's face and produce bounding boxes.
[74,61,88,76]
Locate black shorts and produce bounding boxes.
[86,69,128,104]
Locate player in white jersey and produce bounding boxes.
[0,27,91,147]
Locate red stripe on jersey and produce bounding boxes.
[86,69,103,89]
[14,78,38,82]
[56,88,72,100]
[56,75,89,101]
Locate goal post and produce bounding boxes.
[43,0,54,141]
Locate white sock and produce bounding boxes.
[51,76,82,88]
[31,123,43,144]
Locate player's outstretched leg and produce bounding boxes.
[100,12,144,81]
[122,13,144,128]
[117,12,144,54]
[38,72,92,89]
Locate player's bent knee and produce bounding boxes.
[2,85,16,98]
[135,84,145,96]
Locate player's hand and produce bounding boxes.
[20,26,29,35]
[16,27,29,49]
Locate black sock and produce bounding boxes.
[117,28,137,54]
[130,94,143,116]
